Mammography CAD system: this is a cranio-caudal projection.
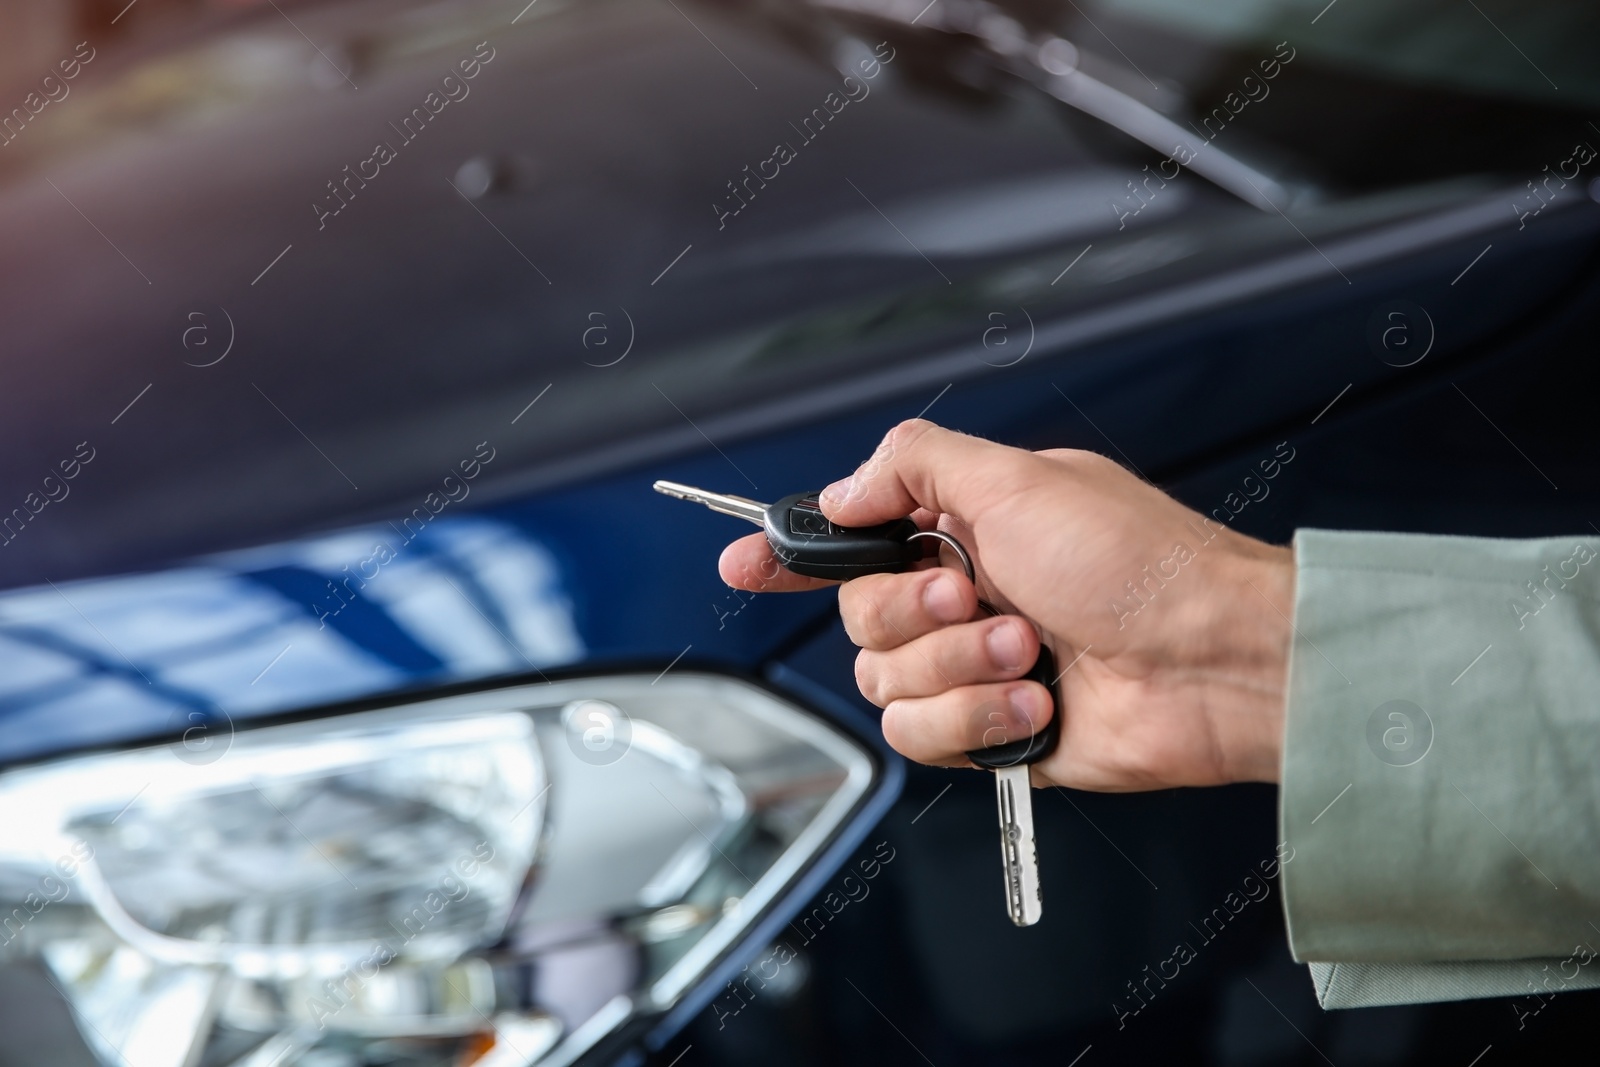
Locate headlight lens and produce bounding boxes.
[0,673,875,1067]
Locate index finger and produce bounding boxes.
[718,531,833,592]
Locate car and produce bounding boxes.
[1,0,1597,1062]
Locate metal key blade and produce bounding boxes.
[996,764,1042,926]
[653,480,769,526]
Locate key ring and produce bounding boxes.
[906,529,1002,618]
[907,529,975,583]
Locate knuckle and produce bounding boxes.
[840,575,915,650]
[879,700,917,755]
[837,584,876,646]
[859,605,896,649]
[879,419,937,471]
[1054,447,1116,477]
[836,586,862,640]
[889,418,934,445]
[854,651,887,707]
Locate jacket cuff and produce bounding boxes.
[1279,528,1600,972]
[1307,959,1600,1010]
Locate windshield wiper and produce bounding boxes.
[809,0,1304,212]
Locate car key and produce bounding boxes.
[971,641,1056,927]
[655,479,1059,926]
[653,481,934,579]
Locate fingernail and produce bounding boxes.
[987,621,1024,673]
[1007,685,1043,733]
[923,574,965,623]
[819,476,853,509]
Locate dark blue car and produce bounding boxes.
[1,0,1597,1062]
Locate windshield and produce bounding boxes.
[800,0,1596,193]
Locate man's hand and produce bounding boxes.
[719,420,1295,790]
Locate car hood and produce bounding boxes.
[0,0,1222,589]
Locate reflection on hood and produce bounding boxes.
[0,516,583,764]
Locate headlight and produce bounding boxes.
[0,672,879,1067]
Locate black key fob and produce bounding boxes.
[763,491,931,580]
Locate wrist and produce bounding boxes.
[1196,535,1295,783]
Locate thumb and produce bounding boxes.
[818,420,1026,527]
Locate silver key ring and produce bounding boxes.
[906,529,974,583]
[907,529,1005,618]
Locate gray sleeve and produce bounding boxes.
[1279,529,1600,1009]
